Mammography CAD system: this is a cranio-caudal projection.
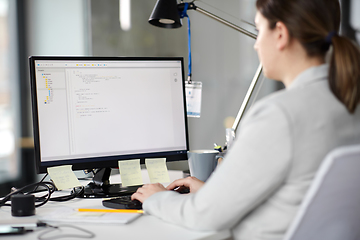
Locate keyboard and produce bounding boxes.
[102,195,142,210]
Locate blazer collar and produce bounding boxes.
[288,64,329,90]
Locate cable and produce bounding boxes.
[39,186,84,202]
[33,173,85,201]
[0,181,55,208]
[0,182,85,208]
[33,173,50,193]
[37,224,95,240]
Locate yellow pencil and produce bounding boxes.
[77,208,144,214]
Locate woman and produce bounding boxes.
[132,0,360,239]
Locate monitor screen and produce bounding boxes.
[29,56,189,176]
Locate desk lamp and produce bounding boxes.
[149,0,263,136]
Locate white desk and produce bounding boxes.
[0,170,231,240]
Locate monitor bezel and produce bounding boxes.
[29,56,189,174]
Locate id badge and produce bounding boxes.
[185,81,202,118]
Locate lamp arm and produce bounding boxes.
[194,7,257,40]
[179,2,262,132]
[232,63,262,131]
[179,2,257,40]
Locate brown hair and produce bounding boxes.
[256,0,360,113]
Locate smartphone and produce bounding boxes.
[0,226,27,235]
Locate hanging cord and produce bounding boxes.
[179,2,192,84]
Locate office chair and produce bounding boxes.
[283,144,360,240]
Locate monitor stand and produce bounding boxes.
[79,168,142,198]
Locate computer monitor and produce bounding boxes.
[29,56,189,197]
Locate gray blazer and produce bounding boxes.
[143,64,360,240]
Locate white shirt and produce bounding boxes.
[143,64,360,240]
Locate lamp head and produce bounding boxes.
[149,0,182,28]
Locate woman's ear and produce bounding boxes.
[275,21,290,51]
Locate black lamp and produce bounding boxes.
[149,0,262,132]
[149,1,256,38]
[148,0,182,28]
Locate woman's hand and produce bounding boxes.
[166,176,204,194]
[131,183,167,203]
[131,177,205,203]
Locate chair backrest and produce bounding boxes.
[284,144,360,240]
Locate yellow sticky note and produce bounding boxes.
[47,165,82,190]
[145,158,170,183]
[118,159,143,187]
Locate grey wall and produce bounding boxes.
[22,0,360,172]
[27,0,89,56]
[25,0,91,137]
[90,0,277,155]
[350,0,360,42]
[185,0,277,150]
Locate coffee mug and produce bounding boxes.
[187,150,219,182]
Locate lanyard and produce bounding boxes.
[179,3,192,84]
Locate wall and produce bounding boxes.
[24,0,90,178]
[22,0,360,174]
[90,0,278,153]
[350,0,360,42]
[26,0,89,56]
[185,0,276,150]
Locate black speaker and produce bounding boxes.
[11,194,35,217]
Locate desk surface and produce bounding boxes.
[0,170,231,240]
